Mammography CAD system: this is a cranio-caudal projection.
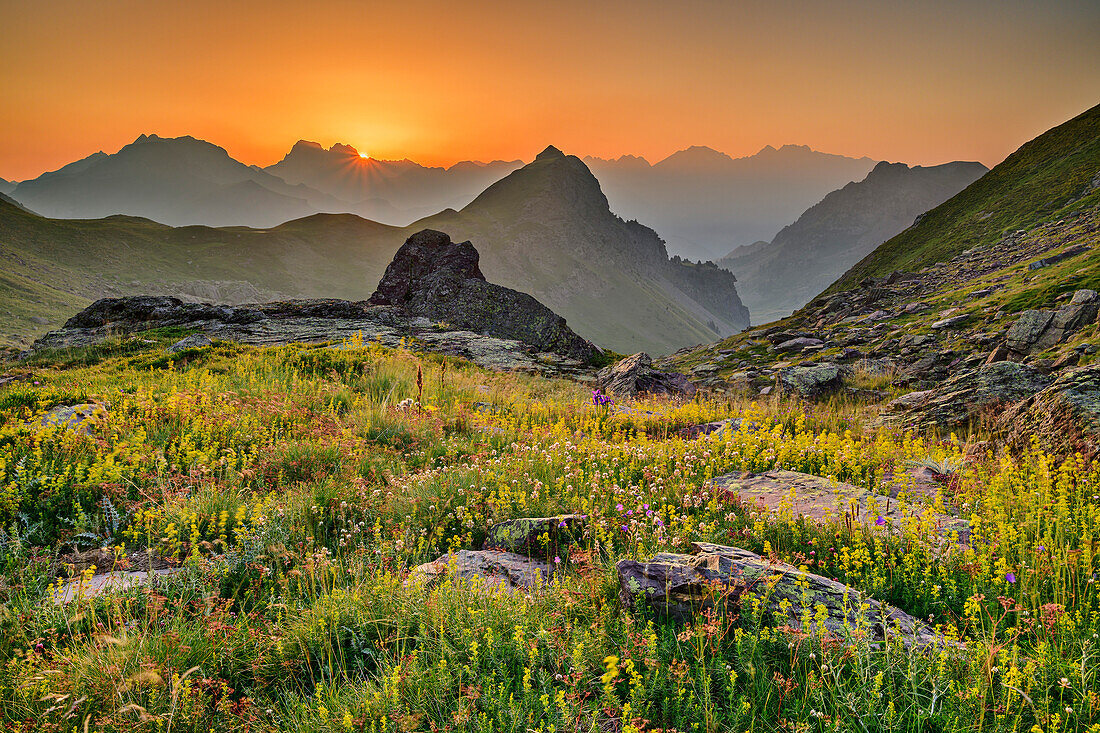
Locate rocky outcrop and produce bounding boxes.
[369,229,601,362]
[885,361,1052,430]
[1005,290,1100,356]
[483,515,585,560]
[596,353,697,399]
[779,362,847,399]
[616,542,946,648]
[998,364,1100,460]
[407,550,555,592]
[31,232,607,378]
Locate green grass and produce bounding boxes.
[0,339,1097,731]
[829,102,1100,292]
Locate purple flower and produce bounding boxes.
[558,521,567,528]
[875,515,886,527]
[554,556,561,564]
[656,520,664,527]
[616,503,623,512]
[643,504,649,510]
[1006,572,1016,584]
[621,525,628,532]
[1038,545,1045,553]
[626,509,633,516]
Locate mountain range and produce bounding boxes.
[585,144,878,260]
[265,141,522,223]
[718,160,989,321]
[0,146,748,354]
[7,137,881,260]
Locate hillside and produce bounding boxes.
[668,104,1100,433]
[586,144,876,260]
[0,200,402,346]
[9,134,346,227]
[0,178,14,195]
[413,146,749,353]
[719,160,987,321]
[1,148,748,354]
[830,102,1100,291]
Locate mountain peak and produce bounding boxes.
[536,145,565,161]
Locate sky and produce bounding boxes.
[1,0,1097,181]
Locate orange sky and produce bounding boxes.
[1,0,1097,181]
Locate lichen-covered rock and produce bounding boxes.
[885,361,1052,430]
[167,333,213,353]
[617,543,946,648]
[779,362,847,399]
[407,550,554,592]
[368,229,600,362]
[998,364,1100,460]
[27,403,109,434]
[596,352,696,399]
[483,515,585,559]
[709,469,969,541]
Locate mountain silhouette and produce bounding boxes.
[585,144,877,260]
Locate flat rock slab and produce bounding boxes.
[618,542,947,649]
[408,550,554,592]
[52,568,184,604]
[27,403,108,434]
[483,515,585,560]
[710,469,969,540]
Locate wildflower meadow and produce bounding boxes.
[0,336,1097,732]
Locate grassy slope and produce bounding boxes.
[0,202,405,346]
[0,340,1097,730]
[828,103,1100,293]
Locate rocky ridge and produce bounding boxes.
[666,206,1100,455]
[29,231,602,378]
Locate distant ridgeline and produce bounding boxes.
[0,146,748,354]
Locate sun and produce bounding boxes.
[359,152,369,159]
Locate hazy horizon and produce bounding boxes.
[2,0,1097,181]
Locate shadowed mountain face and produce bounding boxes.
[9,134,349,227]
[266,141,522,224]
[585,144,877,260]
[0,147,748,354]
[0,178,14,195]
[411,146,749,353]
[719,160,989,321]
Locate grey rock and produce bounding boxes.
[166,333,213,353]
[779,362,846,399]
[886,361,1052,430]
[483,515,585,560]
[596,352,696,399]
[930,314,969,329]
[1006,310,1056,354]
[408,550,554,591]
[368,230,599,362]
[617,542,947,648]
[775,337,824,353]
[27,403,109,434]
[999,364,1100,461]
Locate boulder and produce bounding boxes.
[779,362,846,399]
[166,333,213,353]
[27,403,109,434]
[596,352,696,399]
[885,361,1052,430]
[712,468,963,527]
[998,364,1100,460]
[930,314,969,330]
[408,550,554,592]
[368,230,599,362]
[616,543,946,648]
[775,337,823,353]
[1006,310,1056,354]
[483,515,585,560]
